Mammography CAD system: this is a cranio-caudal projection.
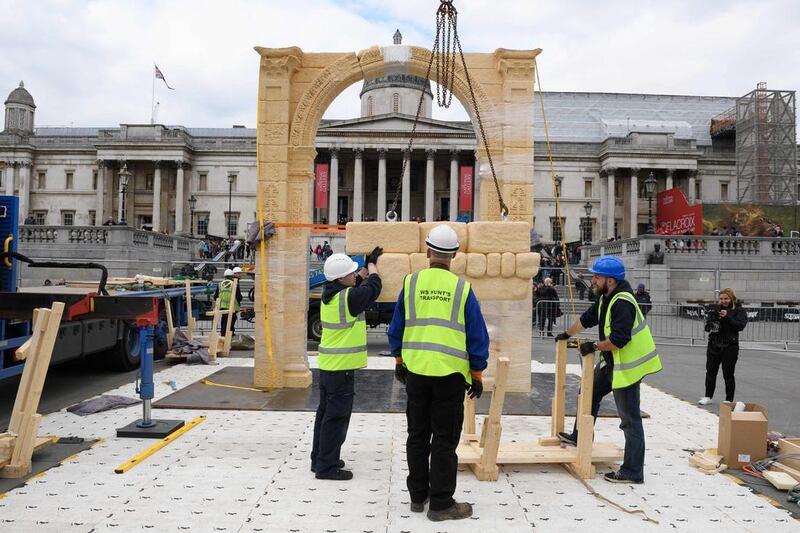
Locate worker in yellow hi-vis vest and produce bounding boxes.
[214,269,242,335]
[388,225,489,522]
[555,255,662,484]
[311,247,383,481]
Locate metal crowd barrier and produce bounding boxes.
[534,299,800,349]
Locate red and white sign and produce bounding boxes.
[315,163,329,209]
[459,166,473,212]
[656,188,702,235]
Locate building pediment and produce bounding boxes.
[318,113,473,135]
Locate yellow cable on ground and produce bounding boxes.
[533,57,577,321]
[201,378,268,393]
[255,77,277,390]
[114,416,206,474]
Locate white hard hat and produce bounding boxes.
[232,267,243,274]
[425,224,460,253]
[324,253,359,281]
[224,269,235,277]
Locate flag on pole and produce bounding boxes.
[154,64,175,90]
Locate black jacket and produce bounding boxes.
[535,285,561,318]
[705,304,747,345]
[579,280,636,352]
[322,272,382,317]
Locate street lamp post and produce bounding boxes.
[583,201,593,243]
[188,194,197,239]
[644,172,657,234]
[118,163,131,225]
[227,174,234,239]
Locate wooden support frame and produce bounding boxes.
[185,280,195,339]
[0,302,65,478]
[206,278,238,360]
[457,341,623,480]
[164,297,175,350]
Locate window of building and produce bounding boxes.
[228,173,238,192]
[92,171,98,190]
[37,172,46,190]
[32,210,47,225]
[198,172,208,191]
[392,93,400,113]
[583,179,593,198]
[581,218,596,243]
[695,180,702,201]
[65,171,74,190]
[61,210,75,226]
[367,96,373,117]
[145,173,154,191]
[550,217,565,242]
[720,182,729,202]
[196,212,210,236]
[225,212,240,236]
[89,210,96,226]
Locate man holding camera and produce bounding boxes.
[698,288,747,405]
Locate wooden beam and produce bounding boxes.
[573,350,596,479]
[185,280,195,339]
[207,298,221,362]
[164,297,175,350]
[551,339,567,437]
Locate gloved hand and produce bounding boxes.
[579,341,597,356]
[466,378,483,399]
[366,246,384,266]
[394,363,408,384]
[555,332,570,342]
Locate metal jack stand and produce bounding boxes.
[117,325,184,438]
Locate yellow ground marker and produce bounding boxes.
[201,378,269,393]
[114,416,206,474]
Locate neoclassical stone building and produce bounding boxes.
[4,50,790,242]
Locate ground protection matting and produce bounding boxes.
[0,438,98,494]
[154,367,648,418]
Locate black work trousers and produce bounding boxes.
[705,343,739,402]
[311,369,355,475]
[405,371,465,511]
[220,312,237,335]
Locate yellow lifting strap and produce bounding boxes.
[533,57,577,321]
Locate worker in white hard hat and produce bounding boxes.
[311,246,383,481]
[232,266,243,278]
[213,268,242,335]
[388,224,489,521]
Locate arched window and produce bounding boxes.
[392,93,400,113]
[367,96,373,117]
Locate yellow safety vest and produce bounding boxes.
[600,291,662,389]
[402,268,472,384]
[218,279,239,312]
[318,287,367,371]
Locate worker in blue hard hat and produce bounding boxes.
[554,255,662,484]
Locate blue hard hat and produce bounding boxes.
[589,256,625,280]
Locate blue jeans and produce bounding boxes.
[613,381,645,481]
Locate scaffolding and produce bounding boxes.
[735,83,797,204]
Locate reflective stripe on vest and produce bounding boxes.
[219,279,239,311]
[401,269,471,384]
[318,287,367,371]
[599,291,663,389]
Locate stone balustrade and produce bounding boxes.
[19,225,195,252]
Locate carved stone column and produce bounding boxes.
[606,167,617,238]
[688,170,697,205]
[152,161,162,232]
[665,168,674,191]
[599,171,608,240]
[175,161,186,233]
[449,149,458,221]
[4,161,14,196]
[425,148,435,222]
[18,162,31,224]
[401,149,411,220]
[377,148,386,221]
[329,148,339,224]
[96,160,105,225]
[629,168,639,238]
[353,147,363,222]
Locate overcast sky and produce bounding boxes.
[1,0,798,128]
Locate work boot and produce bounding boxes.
[315,468,353,481]
[410,498,429,513]
[310,459,345,473]
[603,471,643,484]
[558,431,577,446]
[427,502,473,522]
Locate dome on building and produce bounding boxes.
[5,81,36,108]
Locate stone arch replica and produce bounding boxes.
[253,43,542,392]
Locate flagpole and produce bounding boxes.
[151,63,156,124]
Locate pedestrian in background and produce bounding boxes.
[634,283,652,317]
[535,278,560,336]
[698,288,747,405]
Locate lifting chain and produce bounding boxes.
[387,0,508,222]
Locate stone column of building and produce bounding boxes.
[401,149,411,220]
[3,162,13,197]
[425,148,435,222]
[606,167,616,238]
[95,160,105,225]
[353,147,363,222]
[152,161,162,232]
[666,168,674,191]
[629,167,639,238]
[117,162,125,224]
[688,170,697,205]
[329,148,339,225]
[175,161,185,234]
[449,150,458,221]
[599,172,607,239]
[18,162,31,224]
[376,148,386,221]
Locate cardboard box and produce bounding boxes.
[717,402,768,469]
[778,438,800,470]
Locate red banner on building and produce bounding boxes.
[656,188,703,235]
[459,166,473,212]
[315,163,329,209]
